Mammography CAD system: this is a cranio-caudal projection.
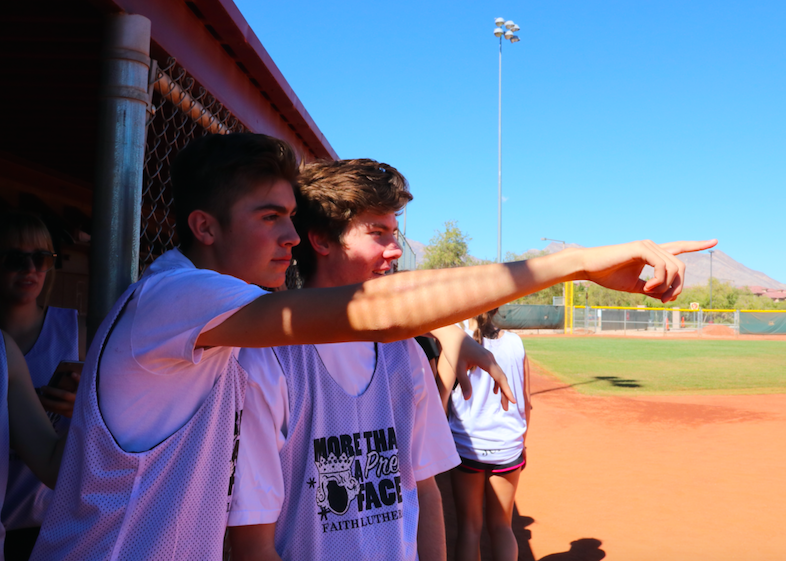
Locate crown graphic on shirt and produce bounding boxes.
[315,452,353,475]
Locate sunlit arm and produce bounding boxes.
[199,240,715,350]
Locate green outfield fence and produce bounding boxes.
[496,304,786,336]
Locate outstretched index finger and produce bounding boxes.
[659,239,717,256]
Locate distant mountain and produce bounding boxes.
[664,250,786,289]
[405,238,427,268]
[535,243,785,289]
[406,239,785,288]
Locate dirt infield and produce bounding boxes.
[438,363,786,560]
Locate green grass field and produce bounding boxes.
[521,337,786,395]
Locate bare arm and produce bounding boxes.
[431,325,512,409]
[228,524,281,561]
[199,240,715,350]
[4,331,65,488]
[417,477,447,561]
[435,350,458,415]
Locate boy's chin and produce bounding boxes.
[257,275,287,291]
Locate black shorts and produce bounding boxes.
[456,452,526,474]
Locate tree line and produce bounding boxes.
[418,221,786,310]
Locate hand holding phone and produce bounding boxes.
[40,360,84,418]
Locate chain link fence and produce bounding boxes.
[506,305,786,336]
[395,231,417,271]
[140,57,247,273]
[572,307,699,335]
[572,306,741,335]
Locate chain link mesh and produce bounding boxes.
[140,57,246,273]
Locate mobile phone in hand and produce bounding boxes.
[48,360,84,393]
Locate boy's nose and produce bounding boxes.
[282,222,300,247]
[385,242,403,260]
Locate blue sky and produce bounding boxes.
[235,0,785,283]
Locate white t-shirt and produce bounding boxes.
[98,249,264,452]
[228,339,458,526]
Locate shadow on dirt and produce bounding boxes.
[532,376,642,396]
[510,511,605,561]
[438,471,605,561]
[537,538,606,561]
[593,375,642,388]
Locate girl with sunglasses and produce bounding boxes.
[0,213,81,560]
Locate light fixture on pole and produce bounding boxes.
[541,237,566,251]
[494,17,520,263]
[708,249,715,310]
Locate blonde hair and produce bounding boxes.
[0,212,57,304]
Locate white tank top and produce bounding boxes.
[0,332,11,558]
[31,282,247,561]
[273,342,420,561]
[449,331,527,464]
[3,307,78,530]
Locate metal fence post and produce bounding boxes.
[87,14,151,344]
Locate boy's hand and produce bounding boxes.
[578,239,717,303]
[432,325,514,411]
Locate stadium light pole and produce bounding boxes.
[709,249,715,309]
[494,17,520,263]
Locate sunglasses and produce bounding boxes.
[0,250,57,273]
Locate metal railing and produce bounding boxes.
[395,231,417,271]
[568,306,786,336]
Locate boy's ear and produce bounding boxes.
[307,230,332,257]
[187,210,220,246]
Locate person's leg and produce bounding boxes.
[484,467,521,561]
[450,467,485,561]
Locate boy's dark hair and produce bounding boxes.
[293,158,413,281]
[171,133,299,250]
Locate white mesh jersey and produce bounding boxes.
[0,332,11,557]
[449,331,527,464]
[30,283,247,561]
[3,307,78,530]
[273,342,420,561]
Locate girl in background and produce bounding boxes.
[0,213,81,560]
[439,309,531,561]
